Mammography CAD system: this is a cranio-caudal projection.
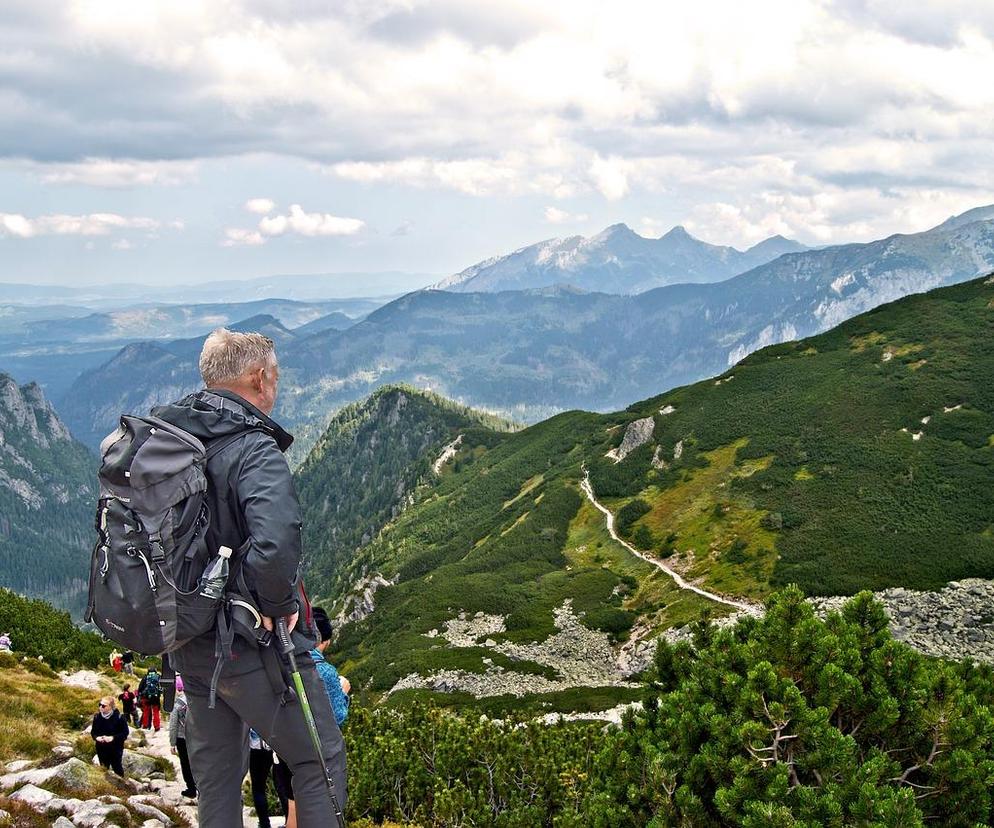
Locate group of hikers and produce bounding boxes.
[91,605,350,825]
[116,668,164,730]
[87,328,350,827]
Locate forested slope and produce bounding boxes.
[296,385,513,598]
[324,275,994,704]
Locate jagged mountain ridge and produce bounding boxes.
[435,223,807,294]
[59,205,994,457]
[0,374,95,616]
[326,275,994,706]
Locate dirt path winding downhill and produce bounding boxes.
[580,472,762,616]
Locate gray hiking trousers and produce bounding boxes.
[185,657,346,827]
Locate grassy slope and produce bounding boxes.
[608,274,994,596]
[326,275,994,704]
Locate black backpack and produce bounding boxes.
[85,415,250,656]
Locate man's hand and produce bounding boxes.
[339,676,351,695]
[261,611,299,634]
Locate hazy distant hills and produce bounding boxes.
[325,276,994,701]
[57,314,297,449]
[0,374,94,617]
[435,223,807,294]
[0,298,363,403]
[0,272,434,309]
[4,298,356,345]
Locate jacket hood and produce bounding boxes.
[151,389,294,453]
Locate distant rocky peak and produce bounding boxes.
[589,223,640,244]
[934,204,994,233]
[660,224,695,240]
[0,374,71,447]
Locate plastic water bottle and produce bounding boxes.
[199,545,232,600]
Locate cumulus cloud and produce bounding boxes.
[544,206,588,224]
[3,1,994,248]
[223,203,364,246]
[222,228,265,247]
[262,204,364,237]
[0,211,163,238]
[244,197,275,214]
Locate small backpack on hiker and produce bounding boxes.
[85,414,276,709]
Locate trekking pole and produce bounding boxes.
[275,617,346,828]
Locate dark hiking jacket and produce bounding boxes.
[152,389,316,678]
[91,710,129,747]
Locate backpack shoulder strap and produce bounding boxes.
[204,427,264,462]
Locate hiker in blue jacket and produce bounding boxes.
[273,607,349,826]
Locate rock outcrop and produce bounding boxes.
[605,416,655,463]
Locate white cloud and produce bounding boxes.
[244,197,275,214]
[224,203,365,246]
[5,1,994,257]
[544,206,588,224]
[262,204,364,237]
[0,212,163,238]
[589,156,631,201]
[222,227,265,247]
[37,159,199,188]
[111,238,133,250]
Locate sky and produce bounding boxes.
[1,0,994,286]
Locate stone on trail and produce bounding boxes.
[53,818,76,828]
[122,749,159,778]
[9,783,56,807]
[128,794,173,824]
[49,757,93,791]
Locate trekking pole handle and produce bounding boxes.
[275,616,294,656]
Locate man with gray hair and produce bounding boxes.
[152,328,346,827]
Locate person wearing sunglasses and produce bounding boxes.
[91,696,129,776]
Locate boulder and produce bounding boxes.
[53,818,75,828]
[122,749,158,778]
[9,783,55,808]
[3,759,36,773]
[49,757,93,791]
[70,801,130,827]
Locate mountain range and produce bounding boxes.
[56,205,994,455]
[435,223,807,293]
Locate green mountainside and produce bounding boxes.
[0,375,96,617]
[324,275,994,706]
[296,385,514,599]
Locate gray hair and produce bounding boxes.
[199,328,276,387]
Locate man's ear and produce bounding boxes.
[250,365,265,393]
